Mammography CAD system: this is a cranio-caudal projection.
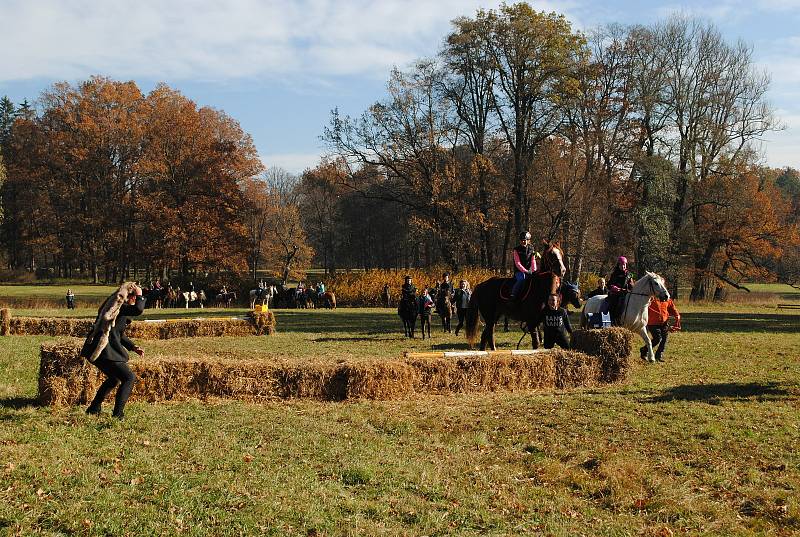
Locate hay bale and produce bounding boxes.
[552,349,601,388]
[249,311,276,335]
[38,339,101,406]
[14,314,275,339]
[39,331,630,407]
[0,308,10,336]
[344,361,417,399]
[406,353,559,394]
[570,328,632,383]
[10,317,92,337]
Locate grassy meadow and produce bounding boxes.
[0,284,798,535]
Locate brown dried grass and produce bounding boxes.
[39,330,630,407]
[0,308,10,336]
[3,310,275,339]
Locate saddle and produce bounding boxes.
[498,273,543,302]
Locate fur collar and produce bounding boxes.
[82,282,137,363]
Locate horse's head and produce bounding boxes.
[542,242,567,278]
[640,272,670,301]
[560,280,581,309]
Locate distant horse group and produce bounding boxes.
[142,286,204,309]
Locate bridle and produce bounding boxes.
[628,276,658,298]
[621,275,663,320]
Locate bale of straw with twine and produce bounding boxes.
[39,332,631,407]
[5,311,275,339]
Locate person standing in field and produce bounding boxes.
[453,279,471,335]
[640,291,681,362]
[542,294,572,349]
[65,289,75,309]
[418,287,434,340]
[80,282,145,421]
[382,283,391,307]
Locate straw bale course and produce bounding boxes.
[3,310,275,338]
[39,327,631,406]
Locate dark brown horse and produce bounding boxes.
[539,241,567,277]
[465,271,580,350]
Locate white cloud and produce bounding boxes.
[262,152,323,174]
[0,0,578,83]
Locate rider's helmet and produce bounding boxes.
[519,231,532,241]
[404,275,411,281]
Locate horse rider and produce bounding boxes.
[256,279,266,300]
[510,231,537,301]
[439,272,454,298]
[187,281,195,293]
[401,275,417,302]
[317,281,326,297]
[607,256,633,326]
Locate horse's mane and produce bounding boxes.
[632,271,665,293]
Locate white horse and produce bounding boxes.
[181,290,205,309]
[249,285,275,309]
[580,272,669,362]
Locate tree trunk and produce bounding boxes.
[689,241,721,301]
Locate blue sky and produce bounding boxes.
[1,0,798,173]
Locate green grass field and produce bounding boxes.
[0,289,799,535]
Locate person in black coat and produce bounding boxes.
[81,282,145,420]
[542,294,573,349]
[587,277,607,299]
[453,279,472,335]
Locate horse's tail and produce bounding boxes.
[465,291,480,348]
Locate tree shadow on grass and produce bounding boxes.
[314,336,399,343]
[0,396,39,409]
[643,382,794,403]
[681,312,800,333]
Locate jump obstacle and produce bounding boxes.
[38,328,633,406]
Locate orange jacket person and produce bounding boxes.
[640,295,681,362]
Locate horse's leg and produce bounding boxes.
[480,318,495,351]
[639,326,655,362]
[526,321,540,349]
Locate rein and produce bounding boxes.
[620,277,658,321]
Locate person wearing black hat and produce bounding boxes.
[401,275,417,302]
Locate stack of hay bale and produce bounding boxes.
[38,327,632,406]
[0,309,275,338]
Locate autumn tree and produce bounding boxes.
[297,159,347,273]
[1,78,263,282]
[324,61,474,268]
[688,161,797,299]
[477,4,585,242]
[139,84,262,280]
